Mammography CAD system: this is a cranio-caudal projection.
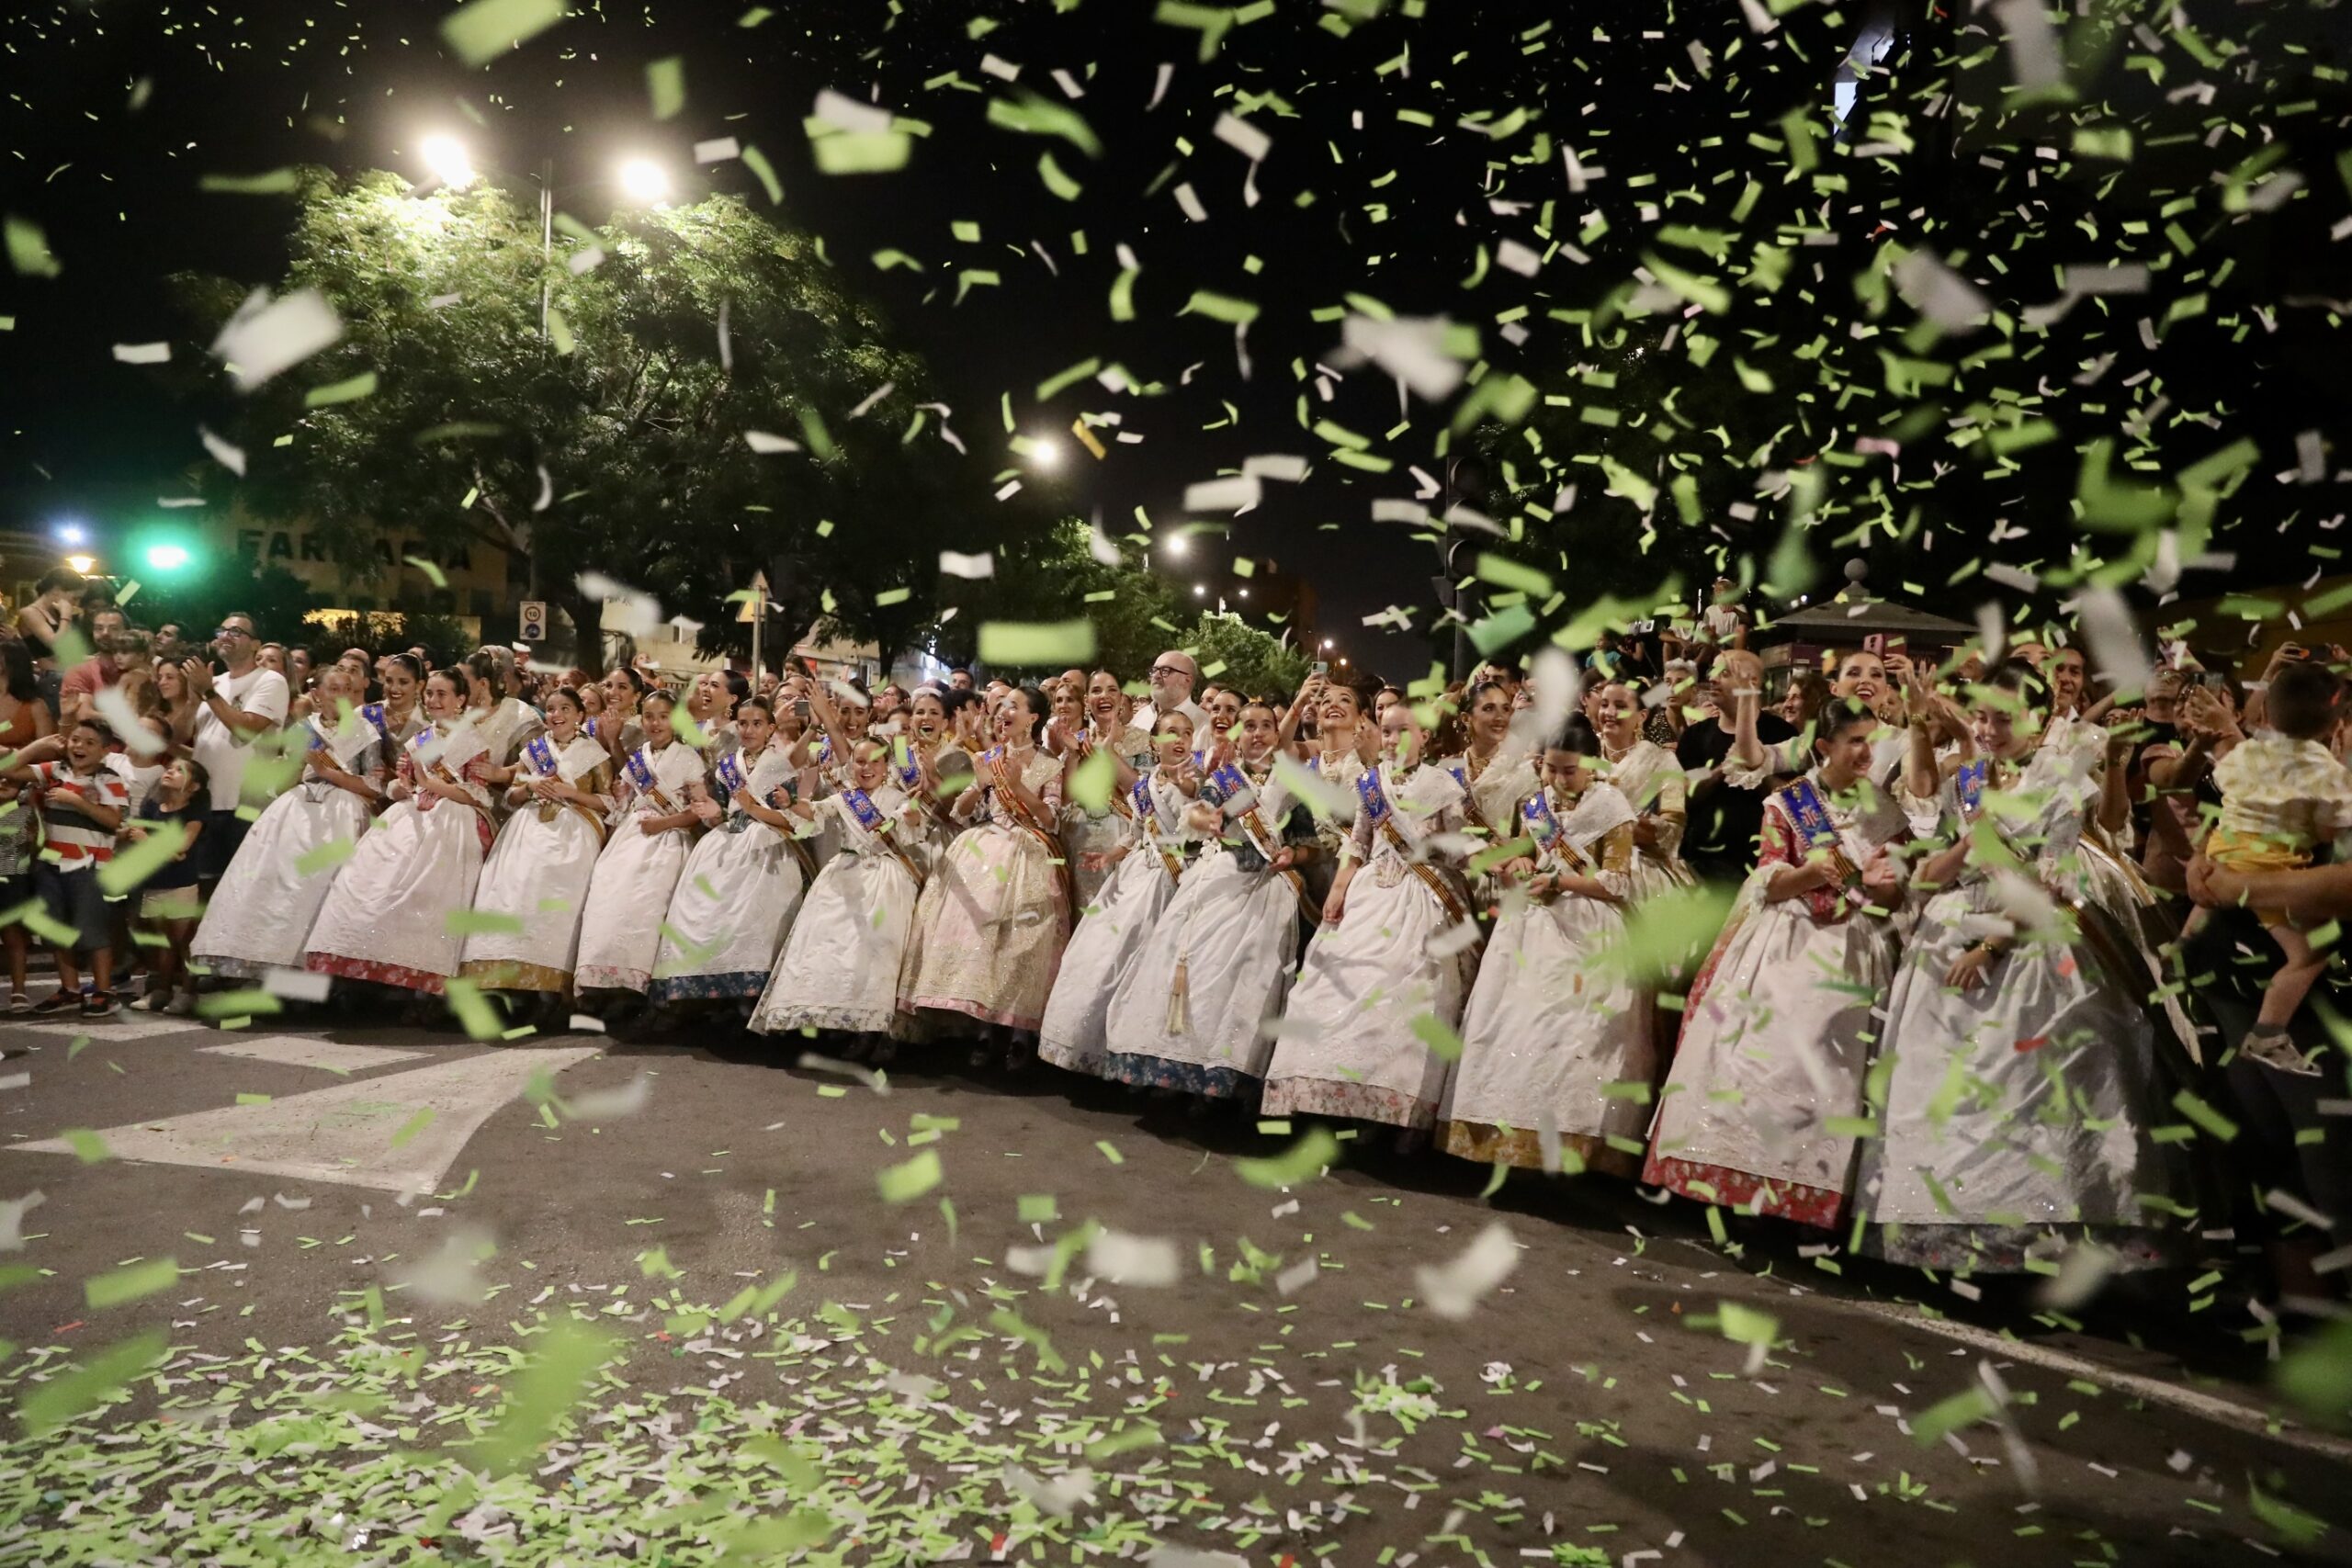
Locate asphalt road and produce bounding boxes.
[1,998,2346,1566]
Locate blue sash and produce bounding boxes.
[717,751,747,796]
[625,745,658,795]
[1355,768,1391,828]
[812,732,833,765]
[1130,774,1154,821]
[1208,761,1250,803]
[584,716,601,739]
[894,739,921,794]
[1777,776,1840,849]
[841,786,887,834]
[1955,759,1988,822]
[1521,791,1560,847]
[359,703,390,739]
[526,734,560,778]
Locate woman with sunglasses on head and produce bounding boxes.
[571,688,709,1010]
[1261,698,1477,1146]
[455,684,614,1018]
[1038,709,1200,1079]
[303,667,497,1005]
[900,683,1069,1068]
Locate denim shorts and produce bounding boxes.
[34,863,109,954]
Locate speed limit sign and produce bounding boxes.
[518,601,548,641]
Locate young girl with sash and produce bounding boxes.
[649,697,808,1005]
[1590,682,1699,903]
[457,685,613,1008]
[1261,701,1477,1139]
[1282,677,1374,917]
[192,662,387,982]
[1038,711,1199,1077]
[750,737,931,1050]
[595,666,649,764]
[573,690,708,999]
[1061,669,1157,911]
[1860,662,2197,1273]
[304,668,496,996]
[1443,717,1653,1178]
[900,684,1069,1057]
[1441,677,1538,859]
[1103,698,1317,1103]
[1643,699,1910,1229]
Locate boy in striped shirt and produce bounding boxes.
[6,720,130,1017]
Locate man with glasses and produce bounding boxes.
[184,612,290,889]
[1131,649,1208,740]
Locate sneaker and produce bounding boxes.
[2241,1026,2322,1077]
[81,992,118,1020]
[165,991,197,1018]
[129,991,166,1012]
[29,993,80,1017]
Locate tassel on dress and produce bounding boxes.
[1166,953,1192,1034]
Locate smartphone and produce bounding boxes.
[793,698,811,723]
[2279,644,2311,662]
[1861,633,1886,657]
[1311,660,1329,677]
[1885,635,1907,660]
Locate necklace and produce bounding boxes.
[1600,735,1635,763]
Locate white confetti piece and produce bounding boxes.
[1084,1230,1180,1287]
[0,1190,42,1250]
[1241,454,1308,482]
[1340,314,1466,401]
[1173,183,1208,222]
[1182,476,1261,513]
[938,550,996,580]
[564,1073,652,1121]
[577,572,662,637]
[1416,1221,1519,1320]
[744,429,803,454]
[815,89,894,135]
[111,341,171,365]
[694,137,741,164]
[210,285,343,391]
[1213,112,1271,164]
[199,424,247,477]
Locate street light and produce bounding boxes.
[1193,584,1208,598]
[64,553,96,575]
[1027,438,1063,471]
[1320,637,1335,650]
[419,134,477,188]
[616,157,672,205]
[145,544,190,570]
[53,522,86,547]
[1163,534,1189,558]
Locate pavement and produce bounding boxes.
[1,990,2347,1565]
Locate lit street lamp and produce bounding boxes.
[64,553,96,576]
[616,157,673,205]
[1162,533,1188,558]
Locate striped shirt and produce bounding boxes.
[33,761,128,865]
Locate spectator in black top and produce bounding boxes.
[1675,648,1796,887]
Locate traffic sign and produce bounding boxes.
[518,600,548,641]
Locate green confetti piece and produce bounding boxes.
[199,169,301,195]
[1069,747,1114,812]
[196,987,281,1020]
[446,909,526,937]
[84,1257,178,1310]
[469,1321,617,1474]
[442,977,505,1041]
[17,1332,168,1436]
[740,144,784,204]
[1910,1385,1999,1447]
[62,1128,112,1164]
[1037,151,1083,199]
[646,55,685,119]
[2171,1089,2240,1143]
[978,620,1097,667]
[96,822,194,896]
[5,215,62,278]
[390,1108,436,1148]
[814,132,912,175]
[440,0,569,67]
[304,370,379,406]
[235,1093,272,1106]
[1717,1300,1778,1348]
[877,1148,943,1202]
[1095,1140,1125,1165]
[1018,1193,1060,1224]
[1409,1012,1464,1062]
[1234,1129,1340,1188]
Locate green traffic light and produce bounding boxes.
[144,543,190,570]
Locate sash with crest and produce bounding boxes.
[842,785,923,886]
[1132,773,1185,883]
[1955,758,1989,823]
[1357,766,1474,930]
[405,725,488,821]
[625,744,680,815]
[1442,755,1502,845]
[1777,775,1865,885]
[982,746,1072,909]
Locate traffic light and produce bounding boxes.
[128,526,199,577]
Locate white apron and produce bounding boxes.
[574,740,707,993]
[650,745,808,1001]
[194,713,385,978]
[1038,769,1193,1076]
[751,785,927,1038]
[458,733,611,992]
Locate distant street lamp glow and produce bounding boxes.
[53,522,86,547]
[64,554,96,575]
[1027,438,1063,470]
[420,134,476,188]
[145,544,190,570]
[1162,533,1188,558]
[1320,637,1335,649]
[1193,584,1208,598]
[616,157,672,204]
[1237,587,1250,600]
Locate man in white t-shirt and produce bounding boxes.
[186,612,292,887]
[1129,649,1209,739]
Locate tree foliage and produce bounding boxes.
[171,171,1014,664]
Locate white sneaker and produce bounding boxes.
[130,991,167,1012]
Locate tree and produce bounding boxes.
[171,172,1015,667]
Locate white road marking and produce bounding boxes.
[12,1015,196,1042]
[13,1045,600,1194]
[198,1037,429,1072]
[1838,1299,2352,1463]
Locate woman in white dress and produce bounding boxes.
[1282,676,1373,913]
[1860,662,2196,1273]
[1061,670,1157,912]
[1104,698,1317,1104]
[304,668,497,998]
[1038,711,1199,1077]
[572,690,708,1001]
[1437,678,1536,867]
[900,683,1069,1061]
[1589,682,1697,903]
[1261,702,1478,1142]
[1642,700,1910,1230]
[593,665,649,762]
[456,685,613,1012]
[650,696,809,1007]
[1444,716,1653,1179]
[750,737,931,1049]
[191,662,387,982]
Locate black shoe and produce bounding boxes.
[30,992,79,1016]
[81,991,119,1020]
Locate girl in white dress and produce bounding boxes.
[1262,702,1478,1141]
[1444,716,1653,1179]
[650,696,808,1007]
[572,691,708,1000]
[1642,700,1911,1231]
[1061,670,1156,912]
[900,684,1069,1061]
[750,737,930,1048]
[304,668,496,998]
[1037,711,1199,1077]
[192,662,387,982]
[1860,662,2196,1273]
[1104,698,1317,1103]
[1590,682,1698,902]
[456,685,613,1012]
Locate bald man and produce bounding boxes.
[1132,649,1210,739]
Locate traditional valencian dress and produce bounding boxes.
[901,746,1069,1031]
[649,743,808,1002]
[1443,780,1653,1177]
[1261,761,1477,1130]
[193,704,389,979]
[751,783,930,1038]
[1642,770,1909,1227]
[572,739,708,994]
[1061,724,1155,912]
[1104,758,1315,1099]
[1860,746,2198,1272]
[1600,737,1699,902]
[1038,767,1194,1076]
[304,720,495,994]
[457,731,613,995]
